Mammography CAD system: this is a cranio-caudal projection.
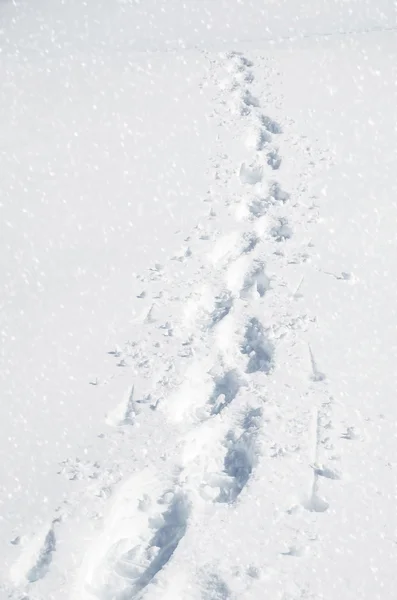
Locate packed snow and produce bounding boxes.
[1,1,397,599]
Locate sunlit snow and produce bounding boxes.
[1,1,397,599]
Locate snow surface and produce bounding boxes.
[1,1,397,599]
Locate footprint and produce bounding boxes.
[208,369,242,416]
[242,69,254,84]
[241,318,273,374]
[267,148,282,170]
[226,52,253,72]
[127,493,188,593]
[80,472,190,600]
[260,114,282,135]
[268,182,289,203]
[182,407,262,506]
[246,183,289,219]
[242,89,260,109]
[239,162,263,186]
[209,293,234,328]
[226,254,269,299]
[270,218,293,241]
[240,232,260,254]
[217,407,262,503]
[240,261,270,299]
[235,54,253,68]
[247,196,270,219]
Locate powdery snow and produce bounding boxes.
[1,1,397,599]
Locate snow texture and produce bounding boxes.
[1,1,397,599]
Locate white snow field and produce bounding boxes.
[1,0,397,599]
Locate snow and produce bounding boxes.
[1,1,397,599]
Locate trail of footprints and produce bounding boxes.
[93,51,288,599]
[12,52,345,600]
[76,51,281,599]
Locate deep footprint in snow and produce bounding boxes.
[242,89,260,109]
[241,69,255,83]
[240,261,271,299]
[115,495,188,598]
[209,293,234,328]
[118,493,189,595]
[260,114,283,135]
[241,318,273,374]
[270,218,293,241]
[197,407,262,504]
[208,369,242,416]
[220,436,253,503]
[268,182,289,203]
[240,232,260,254]
[216,407,262,503]
[247,196,270,219]
[267,148,282,170]
[247,182,290,220]
[81,473,190,600]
